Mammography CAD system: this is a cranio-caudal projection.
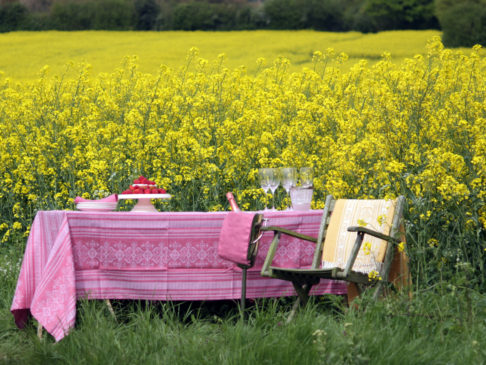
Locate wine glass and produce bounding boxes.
[299,167,313,188]
[280,167,297,210]
[258,168,272,210]
[268,168,280,211]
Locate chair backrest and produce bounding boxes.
[316,196,402,275]
[218,212,263,268]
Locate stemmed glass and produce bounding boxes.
[258,168,272,210]
[280,167,297,210]
[268,168,280,211]
[299,167,313,188]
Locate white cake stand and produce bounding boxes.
[118,194,171,212]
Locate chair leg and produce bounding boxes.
[346,282,361,306]
[105,299,116,320]
[373,280,385,300]
[286,282,312,323]
[286,296,301,324]
[37,321,43,339]
[292,282,312,306]
[241,267,247,313]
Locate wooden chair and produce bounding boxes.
[260,195,407,318]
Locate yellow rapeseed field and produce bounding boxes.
[0,30,447,80]
[0,31,484,287]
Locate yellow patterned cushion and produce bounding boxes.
[322,199,396,274]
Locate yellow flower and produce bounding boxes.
[2,230,10,243]
[377,214,387,226]
[357,219,367,227]
[362,241,372,255]
[368,270,382,282]
[398,241,406,253]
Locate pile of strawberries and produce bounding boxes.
[121,175,167,195]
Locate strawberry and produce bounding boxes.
[158,188,167,194]
[144,188,151,194]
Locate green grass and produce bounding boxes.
[2,290,486,364]
[2,236,486,364]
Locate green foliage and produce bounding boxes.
[264,0,438,31]
[171,1,219,30]
[435,0,486,47]
[92,0,135,30]
[49,1,93,30]
[263,0,348,31]
[157,0,262,31]
[264,0,303,29]
[233,5,267,30]
[0,0,444,32]
[405,192,486,291]
[0,1,28,32]
[302,0,346,31]
[134,0,159,30]
[341,0,371,31]
[49,0,135,30]
[170,1,255,31]
[18,10,51,30]
[355,0,438,32]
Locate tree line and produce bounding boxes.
[0,0,485,47]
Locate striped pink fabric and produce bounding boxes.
[11,210,347,341]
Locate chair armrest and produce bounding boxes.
[260,227,318,278]
[261,231,281,277]
[341,226,401,278]
[261,226,318,243]
[347,226,401,244]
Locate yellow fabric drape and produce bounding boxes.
[322,199,395,274]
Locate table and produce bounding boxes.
[11,210,347,341]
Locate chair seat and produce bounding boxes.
[269,265,371,286]
[268,266,335,286]
[270,266,337,276]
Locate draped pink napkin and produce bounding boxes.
[74,194,118,203]
[218,212,256,266]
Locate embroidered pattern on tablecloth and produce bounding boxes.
[167,240,231,269]
[73,239,168,270]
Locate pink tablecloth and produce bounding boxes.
[11,210,347,341]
